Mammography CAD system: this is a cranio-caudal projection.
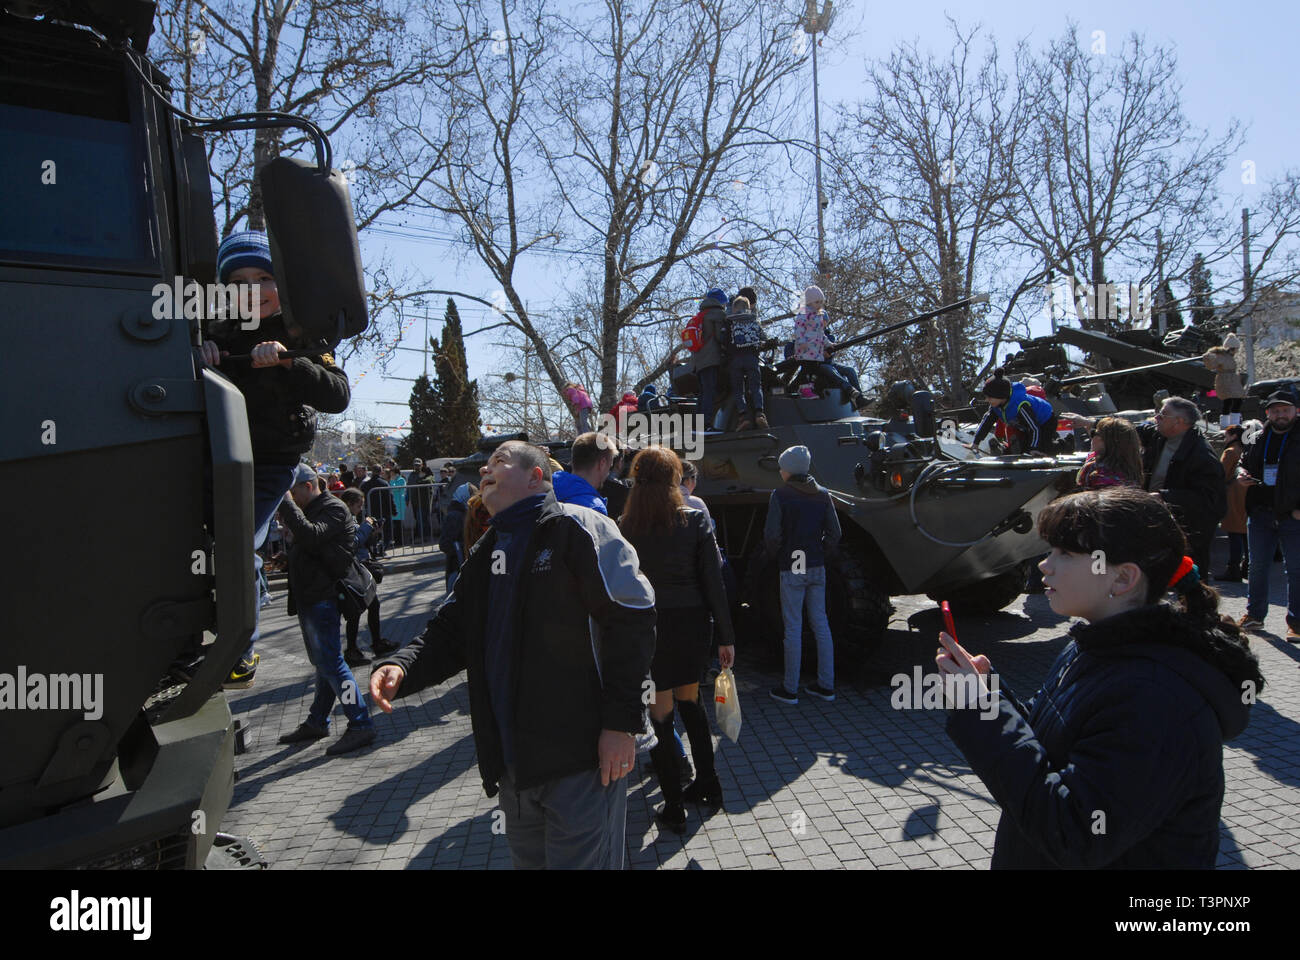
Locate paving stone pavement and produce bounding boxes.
[221,539,1300,870]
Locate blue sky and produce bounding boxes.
[347,0,1296,436]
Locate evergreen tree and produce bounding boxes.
[432,298,481,456]
[396,373,442,463]
[1151,279,1184,331]
[1189,254,1215,326]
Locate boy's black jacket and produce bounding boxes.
[213,315,350,464]
[375,493,656,796]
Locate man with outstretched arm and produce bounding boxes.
[369,440,656,869]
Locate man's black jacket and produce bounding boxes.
[375,492,656,797]
[211,315,350,464]
[278,491,357,606]
[947,604,1252,868]
[1241,422,1300,516]
[1136,423,1226,537]
[359,473,394,519]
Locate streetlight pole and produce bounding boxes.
[803,1,833,279]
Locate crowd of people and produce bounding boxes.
[1061,389,1300,642]
[560,284,870,435]
[307,458,463,555]
[193,229,1288,870]
[365,436,846,864]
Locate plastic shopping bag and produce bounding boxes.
[713,667,742,743]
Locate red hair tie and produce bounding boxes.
[1168,555,1195,589]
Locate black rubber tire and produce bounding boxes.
[825,548,894,650]
[930,559,1032,615]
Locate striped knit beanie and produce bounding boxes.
[217,230,273,282]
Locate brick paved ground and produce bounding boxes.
[222,538,1300,869]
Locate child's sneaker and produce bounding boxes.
[769,686,799,705]
[803,683,835,702]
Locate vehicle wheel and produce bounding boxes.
[825,548,893,652]
[931,559,1032,615]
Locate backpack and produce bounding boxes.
[729,312,763,350]
[682,312,705,352]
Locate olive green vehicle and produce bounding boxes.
[1,0,365,866]
[448,300,1084,664]
[656,357,1082,657]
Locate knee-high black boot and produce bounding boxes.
[677,695,723,806]
[650,716,686,833]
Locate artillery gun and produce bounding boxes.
[1,0,366,866]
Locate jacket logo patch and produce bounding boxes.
[532,548,553,573]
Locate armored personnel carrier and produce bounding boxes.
[447,300,1084,665]
[656,334,1081,658]
[1,0,365,866]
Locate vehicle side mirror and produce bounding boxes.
[259,156,368,349]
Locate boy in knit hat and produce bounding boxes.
[184,230,351,688]
[764,444,840,704]
[969,367,1057,454]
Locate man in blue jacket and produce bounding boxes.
[369,441,655,869]
[551,432,620,516]
[765,445,841,705]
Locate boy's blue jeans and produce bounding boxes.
[247,463,297,662]
[780,567,834,692]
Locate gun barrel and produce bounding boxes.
[1058,355,1204,386]
[829,294,990,354]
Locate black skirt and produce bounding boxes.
[652,605,713,690]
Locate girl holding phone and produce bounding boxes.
[937,487,1262,868]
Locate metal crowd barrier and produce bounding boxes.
[362,481,448,560]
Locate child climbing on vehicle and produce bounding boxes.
[969,368,1058,454]
[726,295,767,430]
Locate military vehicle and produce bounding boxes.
[441,300,1079,667]
[1,0,365,866]
[999,324,1238,421]
[645,302,1080,659]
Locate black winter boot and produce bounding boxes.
[676,695,723,807]
[649,716,686,833]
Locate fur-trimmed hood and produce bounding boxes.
[1069,603,1259,740]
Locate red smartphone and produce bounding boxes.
[941,601,958,643]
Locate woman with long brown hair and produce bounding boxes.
[1076,416,1144,490]
[620,447,736,833]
